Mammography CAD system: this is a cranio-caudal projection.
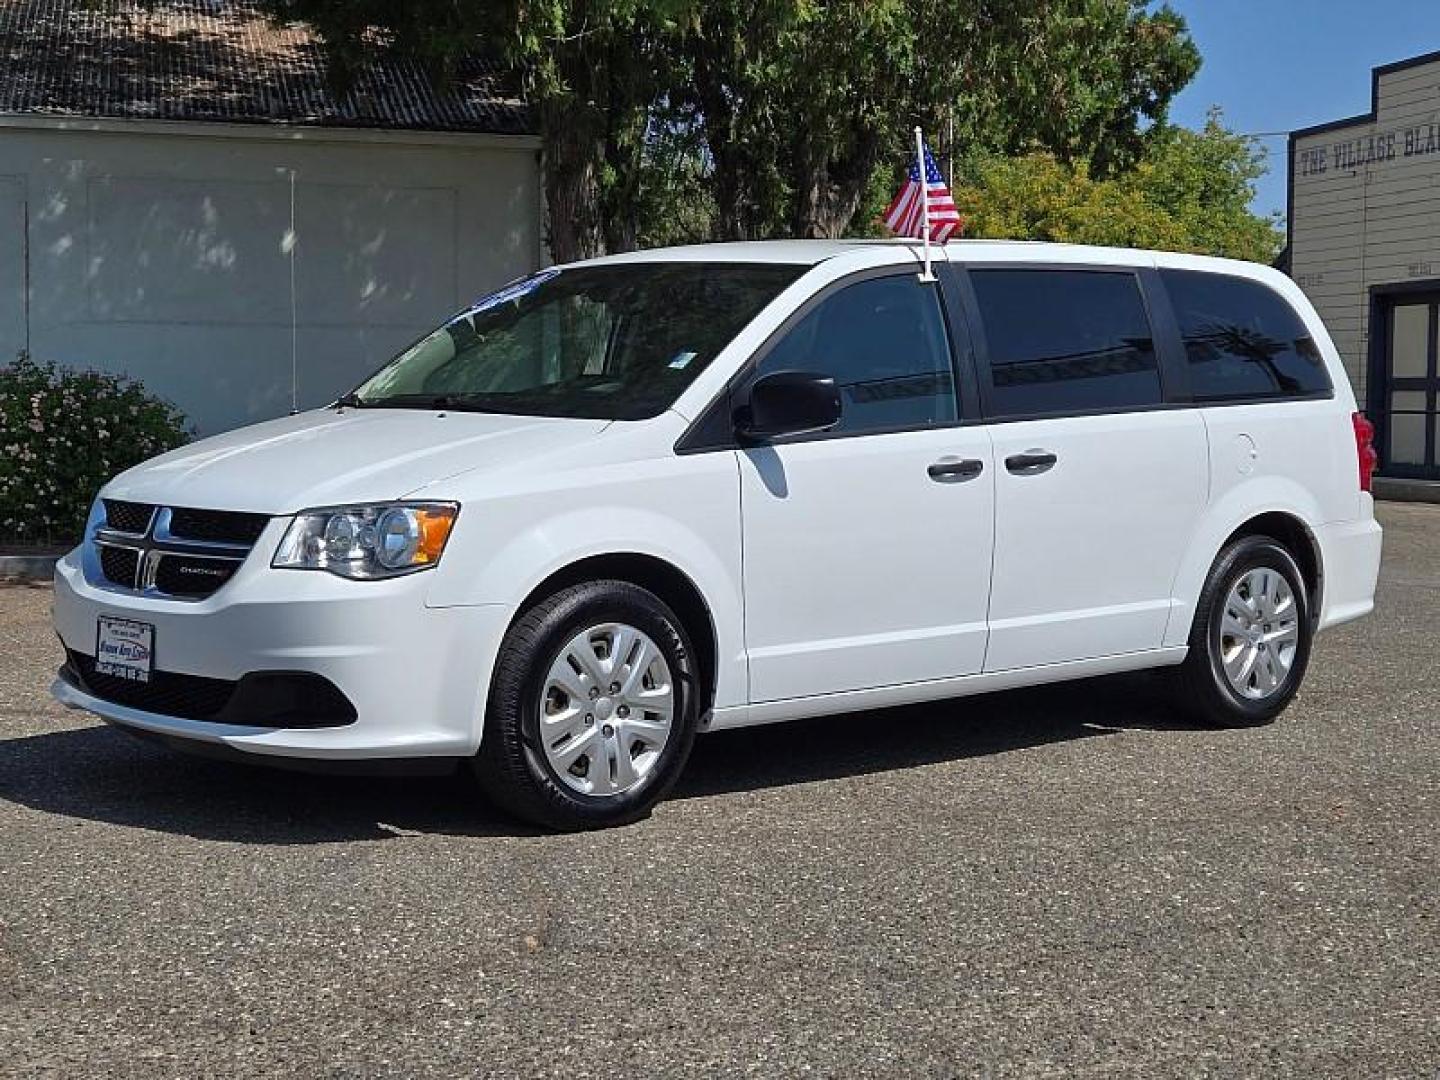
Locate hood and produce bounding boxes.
[103,408,613,514]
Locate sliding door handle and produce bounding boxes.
[927,457,985,483]
[1004,450,1057,475]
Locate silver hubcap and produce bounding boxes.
[1217,568,1299,700]
[538,623,675,797]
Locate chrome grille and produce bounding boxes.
[103,499,155,535]
[90,505,269,600]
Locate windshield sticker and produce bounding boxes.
[461,268,561,317]
[668,350,698,370]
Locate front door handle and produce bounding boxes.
[1004,449,1058,475]
[927,457,985,483]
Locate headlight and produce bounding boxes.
[272,502,459,579]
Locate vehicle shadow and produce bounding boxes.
[0,723,522,844]
[0,673,1195,844]
[675,670,1190,799]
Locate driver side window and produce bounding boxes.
[757,274,958,436]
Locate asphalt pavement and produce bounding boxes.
[0,504,1435,1077]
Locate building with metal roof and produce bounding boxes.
[0,0,541,433]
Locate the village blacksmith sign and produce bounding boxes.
[1297,121,1440,178]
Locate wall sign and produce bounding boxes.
[1297,122,1440,178]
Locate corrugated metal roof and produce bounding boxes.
[0,0,533,135]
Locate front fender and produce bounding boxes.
[421,445,747,710]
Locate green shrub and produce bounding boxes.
[0,353,190,547]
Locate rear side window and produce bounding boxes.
[757,274,957,435]
[970,269,1161,417]
[1161,269,1332,401]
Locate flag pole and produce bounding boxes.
[914,126,935,282]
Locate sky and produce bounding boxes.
[1166,0,1439,220]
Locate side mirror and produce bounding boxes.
[734,370,842,442]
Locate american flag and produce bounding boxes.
[883,140,963,242]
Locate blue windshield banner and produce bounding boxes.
[461,268,562,318]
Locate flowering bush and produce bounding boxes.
[0,353,190,546]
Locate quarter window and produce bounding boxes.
[757,275,957,435]
[1161,269,1332,401]
[970,269,1161,416]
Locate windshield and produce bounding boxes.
[351,262,805,420]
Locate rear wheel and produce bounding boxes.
[1172,535,1313,728]
[473,580,700,830]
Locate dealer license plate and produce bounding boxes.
[95,616,155,684]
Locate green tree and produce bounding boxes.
[1134,111,1284,260]
[950,112,1283,262]
[951,0,1200,176]
[685,0,1200,241]
[263,0,691,262]
[632,103,718,248]
[262,0,1202,255]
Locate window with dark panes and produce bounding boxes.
[1161,269,1332,401]
[971,269,1161,416]
[757,274,957,435]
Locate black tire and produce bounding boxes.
[472,580,700,831]
[1171,535,1314,728]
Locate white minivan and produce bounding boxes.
[52,241,1383,829]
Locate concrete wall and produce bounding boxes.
[1290,55,1440,407]
[0,118,542,434]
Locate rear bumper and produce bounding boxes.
[50,548,513,759]
[1315,505,1383,630]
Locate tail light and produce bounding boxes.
[1352,411,1377,493]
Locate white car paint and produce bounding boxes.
[108,408,613,514]
[738,423,996,701]
[983,408,1209,671]
[51,239,1382,762]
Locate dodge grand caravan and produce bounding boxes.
[52,241,1383,830]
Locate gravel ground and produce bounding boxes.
[1,504,1436,1078]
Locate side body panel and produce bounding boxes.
[738,425,996,702]
[708,647,1187,730]
[985,410,1209,669]
[1152,252,1379,646]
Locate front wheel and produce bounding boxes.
[473,580,700,830]
[1171,535,1313,728]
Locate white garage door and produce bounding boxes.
[0,176,23,359]
[12,126,540,435]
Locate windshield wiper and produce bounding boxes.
[333,391,365,411]
[423,393,484,411]
[352,392,501,413]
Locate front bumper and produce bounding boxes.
[51,541,512,760]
